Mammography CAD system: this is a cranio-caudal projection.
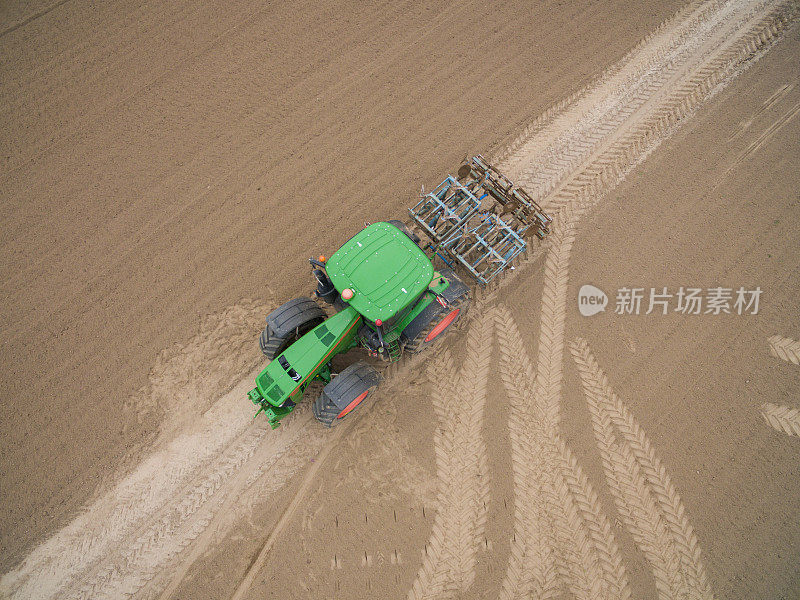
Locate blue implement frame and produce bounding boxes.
[408,155,552,285]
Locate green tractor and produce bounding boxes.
[248,156,552,428]
[248,220,470,428]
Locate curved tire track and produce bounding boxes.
[761,403,800,437]
[570,339,714,600]
[495,306,630,600]
[485,2,794,599]
[407,309,494,600]
[494,307,560,600]
[767,335,800,365]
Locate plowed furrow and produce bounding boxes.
[4,1,797,598]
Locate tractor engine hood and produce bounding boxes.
[251,306,362,408]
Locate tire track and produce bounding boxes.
[228,413,358,600]
[0,299,326,600]
[154,409,324,600]
[407,309,494,600]
[761,403,800,437]
[767,335,800,365]
[494,307,560,600]
[213,4,797,596]
[4,394,320,600]
[4,2,796,597]
[473,0,798,305]
[570,339,714,600]
[233,4,799,598]
[499,0,741,201]
[761,335,800,436]
[490,0,709,168]
[483,3,795,599]
[495,306,630,600]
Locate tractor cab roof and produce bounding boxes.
[326,222,433,322]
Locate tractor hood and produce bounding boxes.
[253,306,361,407]
[325,222,434,322]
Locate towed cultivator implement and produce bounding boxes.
[409,155,552,284]
[249,156,551,428]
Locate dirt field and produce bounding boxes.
[2,0,799,599]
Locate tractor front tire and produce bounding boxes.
[260,297,326,360]
[313,362,379,427]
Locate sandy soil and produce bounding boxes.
[2,0,799,599]
[1,0,690,568]
[206,9,798,600]
[0,0,683,569]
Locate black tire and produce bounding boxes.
[387,219,421,246]
[260,297,326,360]
[313,362,379,427]
[403,269,471,354]
[404,295,470,354]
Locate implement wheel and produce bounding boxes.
[313,362,379,427]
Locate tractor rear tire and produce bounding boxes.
[403,269,471,354]
[387,220,421,246]
[313,362,379,427]
[403,294,470,354]
[260,297,326,360]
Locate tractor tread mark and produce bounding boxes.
[408,309,494,600]
[569,338,714,599]
[761,403,800,437]
[472,0,799,308]
[494,306,631,600]
[767,334,800,365]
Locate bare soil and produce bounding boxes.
[2,1,799,599]
[0,0,683,568]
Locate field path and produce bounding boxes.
[480,1,795,599]
[570,338,714,600]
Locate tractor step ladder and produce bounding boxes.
[409,155,552,285]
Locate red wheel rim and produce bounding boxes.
[337,390,370,419]
[424,308,460,343]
